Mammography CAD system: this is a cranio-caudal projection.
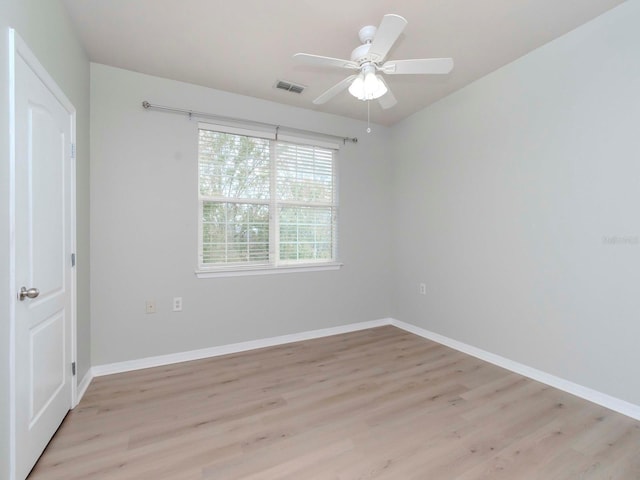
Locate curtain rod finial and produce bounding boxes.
[142,101,151,109]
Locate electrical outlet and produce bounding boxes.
[419,283,426,295]
[145,300,156,314]
[173,297,183,312]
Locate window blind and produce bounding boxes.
[276,141,336,263]
[198,123,338,271]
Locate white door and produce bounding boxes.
[11,31,76,480]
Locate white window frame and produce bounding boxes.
[196,122,342,278]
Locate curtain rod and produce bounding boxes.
[141,101,358,144]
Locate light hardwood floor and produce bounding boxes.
[28,326,640,479]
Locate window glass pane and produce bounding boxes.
[279,206,334,262]
[199,130,270,200]
[276,142,334,203]
[202,202,269,264]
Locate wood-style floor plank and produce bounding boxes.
[27,326,640,479]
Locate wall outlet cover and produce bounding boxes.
[145,300,156,314]
[173,297,183,312]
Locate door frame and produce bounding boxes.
[8,28,78,480]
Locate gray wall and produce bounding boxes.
[391,1,640,405]
[0,0,90,477]
[90,64,393,365]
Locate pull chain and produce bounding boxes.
[367,100,371,134]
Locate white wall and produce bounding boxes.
[391,1,640,405]
[90,64,393,365]
[0,0,90,476]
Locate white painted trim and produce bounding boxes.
[12,31,75,112]
[390,319,640,421]
[69,91,78,410]
[195,262,342,278]
[92,318,391,377]
[75,369,94,407]
[8,28,18,480]
[90,316,640,422]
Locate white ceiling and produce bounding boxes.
[62,0,625,126]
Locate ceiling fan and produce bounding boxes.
[293,14,454,110]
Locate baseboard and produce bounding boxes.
[87,316,640,421]
[390,318,640,421]
[75,367,94,407]
[92,318,393,377]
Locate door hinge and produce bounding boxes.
[71,143,76,159]
[71,253,76,267]
[72,362,76,376]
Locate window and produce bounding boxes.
[197,123,339,276]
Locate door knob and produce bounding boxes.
[18,287,40,301]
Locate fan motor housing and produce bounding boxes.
[351,43,372,64]
[358,25,377,44]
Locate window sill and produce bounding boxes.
[195,262,343,278]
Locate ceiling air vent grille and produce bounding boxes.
[275,80,305,94]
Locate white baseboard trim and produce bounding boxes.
[390,318,640,421]
[75,368,94,407]
[92,318,392,378]
[84,317,640,421]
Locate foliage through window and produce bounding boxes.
[198,123,338,272]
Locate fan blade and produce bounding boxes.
[368,14,407,63]
[377,78,397,110]
[382,58,454,75]
[313,75,358,105]
[293,53,358,70]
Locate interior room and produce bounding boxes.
[2,1,639,478]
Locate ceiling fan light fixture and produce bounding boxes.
[348,70,387,101]
[294,13,453,110]
[348,74,365,99]
[367,71,388,99]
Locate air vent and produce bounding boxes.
[275,80,305,94]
